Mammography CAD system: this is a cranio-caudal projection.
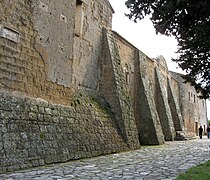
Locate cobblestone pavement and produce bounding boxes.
[0,138,210,180]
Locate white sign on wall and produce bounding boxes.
[0,26,20,42]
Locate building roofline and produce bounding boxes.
[106,0,115,13]
[111,30,155,62]
[169,70,185,76]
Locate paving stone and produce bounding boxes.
[0,138,209,179]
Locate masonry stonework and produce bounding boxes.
[170,72,208,137]
[0,91,128,173]
[0,0,208,173]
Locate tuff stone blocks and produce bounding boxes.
[0,92,129,173]
[0,0,208,174]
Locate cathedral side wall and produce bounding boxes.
[0,0,208,173]
[170,77,180,103]
[170,72,208,136]
[72,0,113,90]
[31,0,75,87]
[0,0,113,103]
[0,0,76,105]
[110,33,165,145]
[198,99,208,133]
[112,33,136,107]
[101,30,140,149]
[0,91,128,173]
[0,0,130,173]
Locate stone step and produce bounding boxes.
[174,131,194,141]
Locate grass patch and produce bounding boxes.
[176,160,210,180]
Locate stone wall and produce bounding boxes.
[0,0,208,174]
[103,30,166,145]
[0,0,135,173]
[155,67,175,141]
[111,32,136,104]
[170,72,208,136]
[0,91,129,173]
[167,79,184,132]
[0,0,75,105]
[31,0,75,87]
[0,0,114,102]
[135,52,165,145]
[103,30,201,143]
[72,0,113,90]
[101,29,140,149]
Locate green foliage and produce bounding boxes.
[176,160,210,180]
[125,0,210,99]
[39,132,45,140]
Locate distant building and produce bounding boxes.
[170,72,208,136]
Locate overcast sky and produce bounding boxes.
[109,0,209,119]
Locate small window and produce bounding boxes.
[75,0,84,37]
[125,71,129,84]
[194,94,195,103]
[188,92,190,101]
[123,65,129,85]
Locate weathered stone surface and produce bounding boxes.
[0,0,208,174]
[167,79,184,132]
[135,52,165,145]
[170,72,208,137]
[0,92,129,173]
[155,67,175,141]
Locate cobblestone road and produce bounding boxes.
[0,138,210,180]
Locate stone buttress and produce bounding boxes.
[134,52,165,145]
[101,29,140,149]
[155,67,175,141]
[167,79,187,140]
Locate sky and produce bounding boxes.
[109,0,209,120]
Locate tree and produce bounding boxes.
[125,0,210,99]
